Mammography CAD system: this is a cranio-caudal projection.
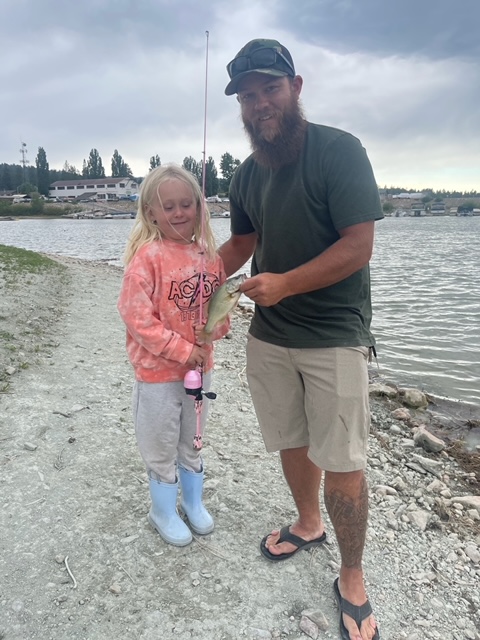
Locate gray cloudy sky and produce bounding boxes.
[1,0,479,190]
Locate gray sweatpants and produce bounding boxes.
[132,372,212,484]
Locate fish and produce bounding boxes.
[201,274,247,338]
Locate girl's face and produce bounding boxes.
[149,178,197,244]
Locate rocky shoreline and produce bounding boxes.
[0,253,479,640]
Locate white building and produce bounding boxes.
[49,177,139,201]
[392,192,424,199]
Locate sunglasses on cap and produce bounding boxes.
[227,47,295,79]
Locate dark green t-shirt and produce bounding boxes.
[229,122,384,348]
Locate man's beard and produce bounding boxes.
[242,97,307,171]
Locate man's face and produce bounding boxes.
[237,73,302,143]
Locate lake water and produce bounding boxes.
[1,216,479,407]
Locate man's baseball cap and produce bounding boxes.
[225,39,295,96]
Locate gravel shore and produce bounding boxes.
[0,253,479,640]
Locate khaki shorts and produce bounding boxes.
[246,334,371,472]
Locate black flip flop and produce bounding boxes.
[260,524,326,562]
[333,578,380,639]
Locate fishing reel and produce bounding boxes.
[184,369,217,451]
[183,369,217,402]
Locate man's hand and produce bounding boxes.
[240,273,290,307]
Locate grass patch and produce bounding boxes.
[0,201,81,217]
[0,245,70,391]
[0,244,63,273]
[0,244,66,287]
[0,381,11,394]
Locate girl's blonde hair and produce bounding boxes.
[123,163,217,265]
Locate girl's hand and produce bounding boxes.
[194,324,206,343]
[186,344,208,367]
[194,323,213,345]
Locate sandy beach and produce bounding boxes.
[0,252,479,640]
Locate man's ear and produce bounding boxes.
[292,75,303,97]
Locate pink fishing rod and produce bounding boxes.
[184,31,216,450]
[199,29,209,328]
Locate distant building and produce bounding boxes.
[49,177,139,201]
[392,192,425,199]
[430,202,446,215]
[411,203,426,216]
[0,194,31,203]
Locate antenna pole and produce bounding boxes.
[19,141,29,185]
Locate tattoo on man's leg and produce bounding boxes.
[325,476,368,569]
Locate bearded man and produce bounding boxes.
[219,39,383,640]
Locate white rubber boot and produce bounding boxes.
[178,465,214,535]
[148,478,192,546]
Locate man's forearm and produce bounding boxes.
[282,225,374,297]
[218,233,257,277]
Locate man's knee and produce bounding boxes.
[324,468,367,492]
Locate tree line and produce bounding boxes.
[0,147,242,198]
[2,145,477,199]
[381,185,480,198]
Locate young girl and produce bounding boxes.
[117,164,229,546]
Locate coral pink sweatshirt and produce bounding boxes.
[117,239,229,383]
